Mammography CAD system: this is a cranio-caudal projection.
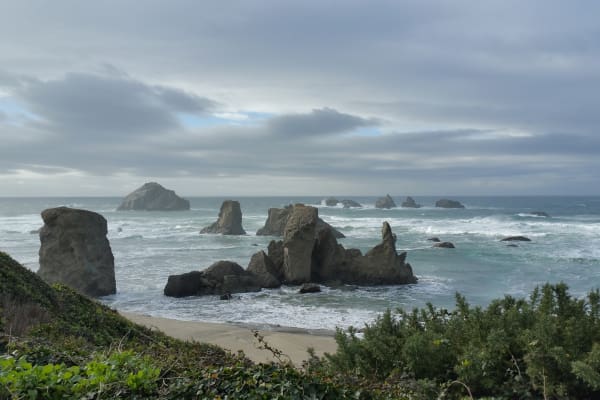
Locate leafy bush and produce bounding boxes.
[326,283,600,399]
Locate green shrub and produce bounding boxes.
[326,283,600,399]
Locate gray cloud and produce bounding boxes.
[0,1,599,194]
[16,72,216,139]
[267,108,378,137]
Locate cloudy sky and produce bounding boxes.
[1,1,599,196]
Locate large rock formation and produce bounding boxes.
[165,209,417,297]
[282,204,318,284]
[401,196,421,208]
[375,194,396,209]
[117,182,190,211]
[164,261,261,298]
[200,200,246,235]
[435,199,465,209]
[37,207,116,297]
[256,204,345,238]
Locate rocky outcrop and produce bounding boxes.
[324,197,339,206]
[256,204,345,238]
[401,196,421,208]
[282,205,318,284]
[375,194,396,209]
[165,213,417,297]
[200,200,246,235]
[312,222,417,285]
[117,182,190,211]
[500,236,531,242]
[435,199,465,209]
[164,261,261,298]
[433,242,455,248]
[247,251,282,288]
[37,207,116,297]
[341,199,362,208]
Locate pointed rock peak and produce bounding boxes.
[382,221,393,241]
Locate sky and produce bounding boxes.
[1,1,599,196]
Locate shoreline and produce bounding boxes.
[120,311,338,366]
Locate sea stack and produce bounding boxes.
[401,196,421,208]
[38,207,116,297]
[256,204,345,238]
[201,200,246,235]
[375,194,396,209]
[117,182,190,211]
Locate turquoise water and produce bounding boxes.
[1,196,599,330]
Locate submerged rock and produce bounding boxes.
[375,194,396,209]
[427,237,441,242]
[435,199,465,209]
[401,196,421,208]
[38,207,116,297]
[299,283,321,294]
[530,211,550,217]
[433,242,455,249]
[500,236,532,242]
[117,182,190,211]
[341,199,362,208]
[201,200,246,235]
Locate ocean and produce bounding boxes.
[1,196,599,331]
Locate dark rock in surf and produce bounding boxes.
[530,211,550,217]
[37,207,116,297]
[401,196,421,208]
[500,236,532,242]
[201,200,246,235]
[427,237,441,242]
[341,199,362,208]
[324,197,339,206]
[433,242,455,248]
[375,194,396,209]
[435,199,465,209]
[164,261,261,298]
[117,182,190,211]
[299,283,321,294]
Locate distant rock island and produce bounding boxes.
[322,197,362,208]
[401,196,421,208]
[435,198,465,209]
[37,207,116,297]
[375,194,396,209]
[117,182,190,211]
[201,200,246,235]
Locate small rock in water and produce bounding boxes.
[427,237,441,242]
[220,293,232,300]
[299,283,321,294]
[324,197,339,206]
[530,211,550,217]
[433,242,455,248]
[500,236,531,242]
[117,227,123,233]
[506,244,519,247]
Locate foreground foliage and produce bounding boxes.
[326,283,600,399]
[2,250,600,399]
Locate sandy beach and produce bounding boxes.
[121,312,338,366]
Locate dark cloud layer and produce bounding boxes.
[0,1,599,194]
